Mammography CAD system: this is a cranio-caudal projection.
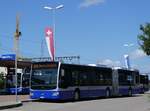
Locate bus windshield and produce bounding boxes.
[31,68,58,90]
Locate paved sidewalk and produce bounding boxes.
[0,95,30,110]
[0,95,30,102]
[0,101,22,110]
[0,91,149,110]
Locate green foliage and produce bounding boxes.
[138,23,150,55]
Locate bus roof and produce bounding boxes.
[113,66,139,72]
[32,61,112,70]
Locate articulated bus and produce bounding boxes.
[30,62,141,100]
[6,68,30,94]
[139,74,149,93]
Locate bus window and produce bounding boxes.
[31,69,57,90]
[96,68,112,86]
[59,68,71,88]
[61,69,65,76]
[71,71,79,86]
[127,75,132,81]
[79,69,90,86]
[103,70,112,85]
[118,69,134,86]
[90,70,99,86]
[135,73,140,85]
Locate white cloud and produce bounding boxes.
[79,0,105,8]
[98,59,121,67]
[130,49,146,59]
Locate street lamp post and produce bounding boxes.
[44,4,64,61]
[14,15,21,102]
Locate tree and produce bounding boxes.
[138,23,150,55]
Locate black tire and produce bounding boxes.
[74,91,80,101]
[105,89,110,98]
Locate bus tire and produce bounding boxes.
[128,89,132,96]
[74,90,80,101]
[105,89,110,98]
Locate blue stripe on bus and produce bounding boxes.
[119,88,129,95]
[119,87,140,95]
[132,88,140,94]
[30,89,108,100]
[7,88,22,94]
[6,87,30,94]
[88,89,106,97]
[30,90,73,100]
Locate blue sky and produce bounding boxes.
[0,0,150,74]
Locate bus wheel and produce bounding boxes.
[74,91,80,101]
[106,89,110,98]
[128,89,132,96]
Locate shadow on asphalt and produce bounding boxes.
[0,93,29,95]
[30,94,143,104]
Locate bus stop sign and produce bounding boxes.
[1,54,16,60]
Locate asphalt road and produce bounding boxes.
[3,93,150,111]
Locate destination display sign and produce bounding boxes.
[33,63,58,69]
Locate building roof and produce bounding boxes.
[0,60,31,68]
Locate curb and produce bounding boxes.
[22,99,34,102]
[0,101,22,110]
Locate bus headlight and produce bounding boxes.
[52,92,59,96]
[30,92,33,96]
